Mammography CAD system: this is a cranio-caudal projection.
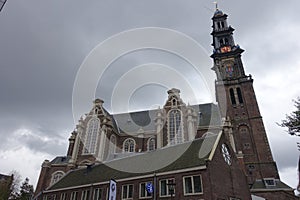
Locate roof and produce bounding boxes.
[250,179,293,192]
[0,174,12,181]
[111,103,222,134]
[50,156,71,165]
[48,132,221,191]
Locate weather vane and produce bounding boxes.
[213,1,218,10]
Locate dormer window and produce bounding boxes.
[264,178,276,187]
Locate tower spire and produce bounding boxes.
[213,1,218,11]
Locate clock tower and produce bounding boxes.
[211,8,282,190]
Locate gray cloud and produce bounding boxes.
[0,0,300,187]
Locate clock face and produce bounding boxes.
[221,46,231,53]
[221,144,231,165]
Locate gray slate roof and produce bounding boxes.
[111,103,222,134]
[48,133,221,191]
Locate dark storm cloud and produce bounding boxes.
[0,0,300,187]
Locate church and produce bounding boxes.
[34,8,297,200]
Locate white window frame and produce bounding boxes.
[263,178,276,187]
[60,193,66,200]
[147,138,155,151]
[123,138,136,153]
[93,188,102,200]
[122,184,134,199]
[70,192,78,200]
[84,117,100,154]
[139,182,152,199]
[167,109,183,146]
[183,175,203,196]
[159,178,175,197]
[81,190,90,200]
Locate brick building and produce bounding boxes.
[0,173,13,200]
[34,8,297,200]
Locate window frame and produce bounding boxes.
[70,191,78,200]
[60,193,66,200]
[122,184,134,200]
[183,175,203,196]
[159,178,175,197]
[93,187,102,200]
[167,109,183,145]
[81,190,90,200]
[147,138,156,151]
[139,182,153,199]
[84,117,100,154]
[123,138,136,153]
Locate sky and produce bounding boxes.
[0,0,300,191]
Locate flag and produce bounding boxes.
[108,179,117,200]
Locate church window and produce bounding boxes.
[221,21,225,28]
[236,87,244,104]
[84,117,100,154]
[221,144,231,165]
[123,138,135,152]
[183,175,203,195]
[50,171,64,185]
[229,88,236,105]
[147,138,156,151]
[217,22,221,29]
[220,38,224,46]
[225,38,229,45]
[109,135,116,155]
[168,109,183,145]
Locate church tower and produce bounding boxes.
[211,8,281,188]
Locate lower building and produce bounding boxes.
[0,173,13,200]
[35,132,253,200]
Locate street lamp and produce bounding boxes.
[167,180,176,199]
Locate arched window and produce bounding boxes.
[109,135,116,155]
[84,117,100,154]
[51,171,64,185]
[147,138,156,151]
[168,109,183,145]
[123,138,135,153]
[236,87,244,104]
[221,21,225,28]
[229,88,236,105]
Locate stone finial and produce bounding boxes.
[167,88,180,98]
[93,98,104,106]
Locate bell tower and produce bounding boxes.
[211,8,281,188]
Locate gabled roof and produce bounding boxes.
[48,132,222,191]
